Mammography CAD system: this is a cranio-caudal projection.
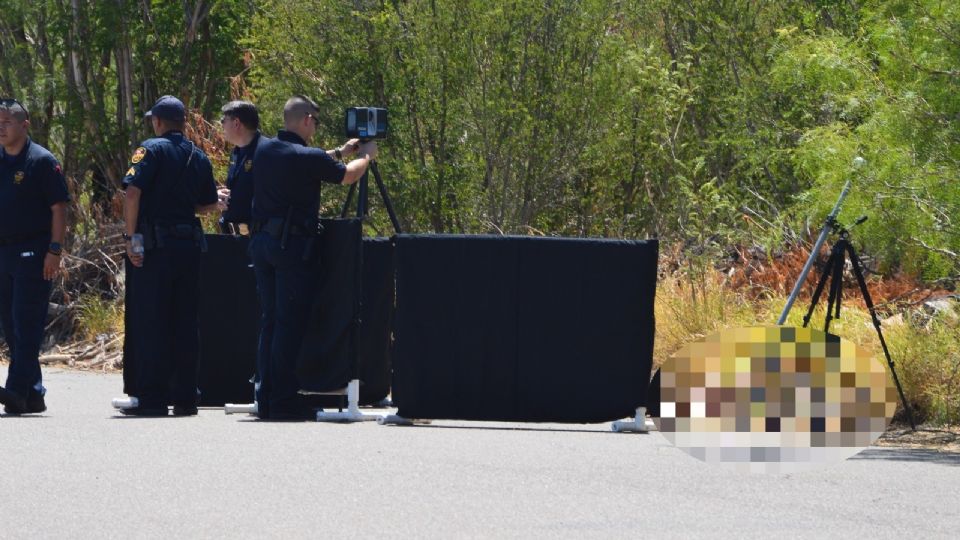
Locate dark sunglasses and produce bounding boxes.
[0,98,29,120]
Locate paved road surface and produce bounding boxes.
[1,369,958,538]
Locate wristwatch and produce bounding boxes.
[122,232,132,241]
[334,148,343,161]
[48,242,63,256]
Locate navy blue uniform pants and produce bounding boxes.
[126,240,201,408]
[0,238,52,398]
[249,232,319,417]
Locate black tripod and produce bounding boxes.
[340,161,403,234]
[801,217,917,430]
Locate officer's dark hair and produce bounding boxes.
[282,95,320,124]
[0,98,29,122]
[153,116,186,132]
[221,100,259,131]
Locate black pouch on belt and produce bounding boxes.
[303,218,327,262]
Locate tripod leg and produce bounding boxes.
[340,182,357,218]
[370,161,403,235]
[802,247,837,328]
[824,242,845,333]
[845,243,918,430]
[834,241,844,321]
[357,168,370,218]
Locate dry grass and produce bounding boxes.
[75,294,124,341]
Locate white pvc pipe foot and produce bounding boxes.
[112,396,139,410]
[611,407,655,433]
[225,402,258,415]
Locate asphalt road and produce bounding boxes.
[1,369,958,539]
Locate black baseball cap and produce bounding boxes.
[144,95,186,122]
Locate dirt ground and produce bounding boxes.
[876,425,960,452]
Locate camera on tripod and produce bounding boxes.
[344,107,387,140]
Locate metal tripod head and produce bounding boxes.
[832,215,868,241]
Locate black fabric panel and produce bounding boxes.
[515,238,657,422]
[393,235,658,423]
[393,236,520,420]
[196,234,259,406]
[647,368,661,418]
[296,219,362,394]
[357,237,394,405]
[122,260,137,396]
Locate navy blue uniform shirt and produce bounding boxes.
[122,131,218,224]
[251,130,346,224]
[221,131,262,224]
[0,138,70,238]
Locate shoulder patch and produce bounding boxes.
[126,167,136,176]
[244,159,253,172]
[131,147,147,164]
[55,163,62,174]
[14,171,25,184]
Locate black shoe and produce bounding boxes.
[119,406,169,417]
[25,392,46,414]
[0,387,28,414]
[172,405,198,416]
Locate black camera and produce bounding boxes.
[344,107,388,140]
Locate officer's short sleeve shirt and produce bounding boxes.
[121,132,218,223]
[0,139,70,237]
[251,130,347,222]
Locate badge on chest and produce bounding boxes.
[13,171,25,185]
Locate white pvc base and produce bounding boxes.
[378,415,432,426]
[610,407,656,433]
[111,396,139,410]
[225,402,258,415]
[302,379,382,423]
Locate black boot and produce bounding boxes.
[25,391,46,414]
[0,387,28,415]
[172,404,198,416]
[119,406,169,417]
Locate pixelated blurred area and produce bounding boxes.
[656,326,898,473]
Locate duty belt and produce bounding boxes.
[250,218,316,238]
[251,214,322,260]
[139,221,208,253]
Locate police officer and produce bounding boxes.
[0,98,69,415]
[119,95,221,417]
[217,100,267,407]
[250,95,375,420]
[218,100,263,235]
